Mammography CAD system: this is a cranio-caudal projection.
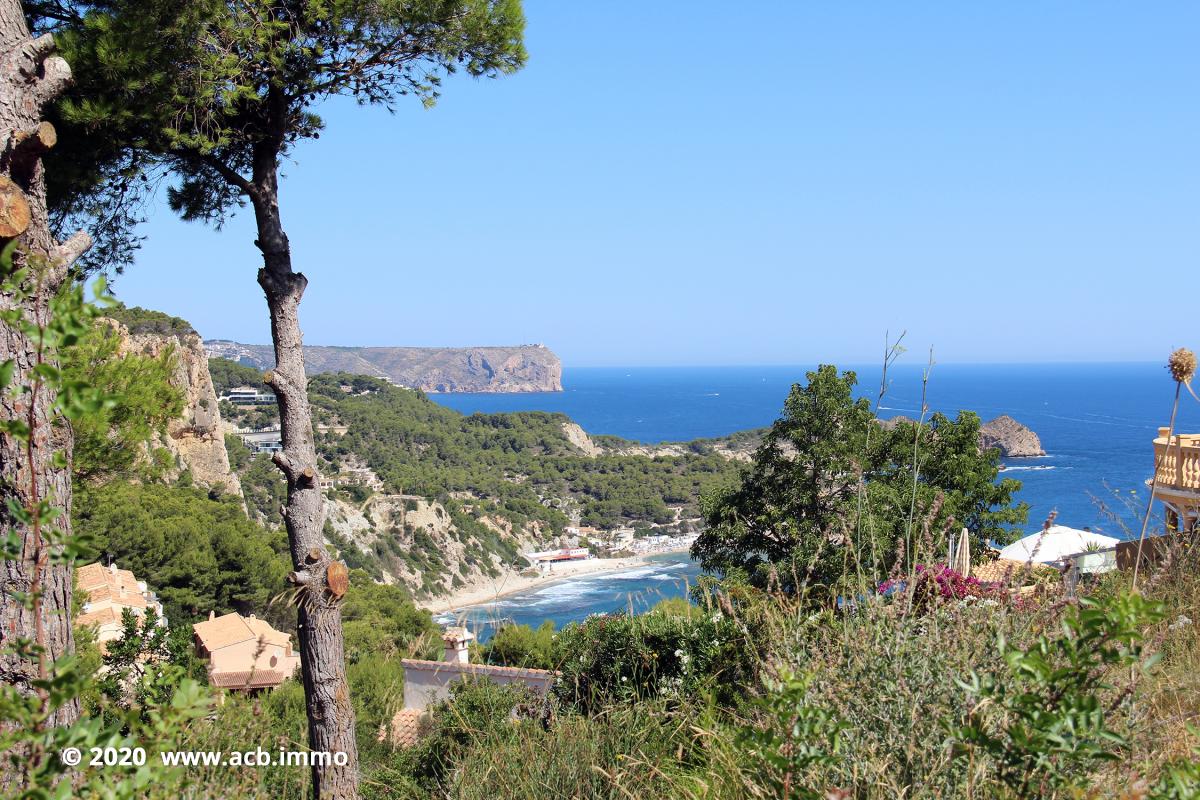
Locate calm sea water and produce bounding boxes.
[432,363,1199,636]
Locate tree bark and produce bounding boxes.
[0,0,90,747]
[250,155,359,799]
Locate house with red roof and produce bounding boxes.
[192,611,300,693]
[74,562,166,649]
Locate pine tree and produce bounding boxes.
[37,2,526,794]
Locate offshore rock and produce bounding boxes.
[979,415,1045,458]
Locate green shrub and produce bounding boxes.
[482,621,556,670]
[957,590,1166,797]
[553,605,756,713]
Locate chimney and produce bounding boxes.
[109,562,118,576]
[441,627,474,664]
[209,610,215,621]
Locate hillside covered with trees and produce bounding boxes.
[221,369,742,596]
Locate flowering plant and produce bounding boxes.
[880,564,997,611]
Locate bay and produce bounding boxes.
[432,363,1199,635]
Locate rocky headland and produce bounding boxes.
[205,340,562,393]
[106,319,242,495]
[978,414,1046,457]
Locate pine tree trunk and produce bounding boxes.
[0,0,90,747]
[251,163,359,799]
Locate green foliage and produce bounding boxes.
[309,373,737,533]
[90,609,195,726]
[389,679,541,794]
[1149,744,1200,800]
[339,572,441,737]
[956,590,1167,797]
[223,432,250,471]
[340,571,439,663]
[552,605,757,713]
[482,620,556,670]
[695,365,1027,593]
[72,481,290,620]
[102,302,194,338]
[219,398,279,430]
[325,526,384,581]
[43,0,528,272]
[236,452,288,523]
[386,698,691,800]
[738,670,848,800]
[61,319,183,482]
[207,357,262,396]
[0,254,211,799]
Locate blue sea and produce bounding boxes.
[432,363,1199,636]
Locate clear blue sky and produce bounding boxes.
[110,2,1198,367]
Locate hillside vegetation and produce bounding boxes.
[308,373,736,530]
[18,304,1199,799]
[217,371,742,596]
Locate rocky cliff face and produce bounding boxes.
[978,415,1045,458]
[561,422,603,456]
[205,341,563,393]
[324,492,541,597]
[110,322,242,495]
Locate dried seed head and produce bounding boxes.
[1168,348,1197,384]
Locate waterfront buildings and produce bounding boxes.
[220,386,275,405]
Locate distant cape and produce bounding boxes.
[204,341,563,394]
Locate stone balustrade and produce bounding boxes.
[1154,428,1200,493]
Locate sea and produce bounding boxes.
[430,363,1199,637]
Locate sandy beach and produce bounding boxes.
[419,553,681,615]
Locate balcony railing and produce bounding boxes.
[1153,428,1200,495]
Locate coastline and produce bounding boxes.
[419,549,691,615]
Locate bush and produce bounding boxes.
[385,679,540,794]
[553,604,757,713]
[958,591,1166,797]
[104,302,195,338]
[482,620,556,670]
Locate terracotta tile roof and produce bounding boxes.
[76,562,148,606]
[381,709,429,748]
[244,616,292,649]
[193,613,257,651]
[400,659,556,680]
[75,606,122,629]
[209,669,287,689]
[82,585,149,609]
[193,612,293,655]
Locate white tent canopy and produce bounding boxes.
[997,525,1119,564]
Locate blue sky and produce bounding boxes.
[110,2,1198,367]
